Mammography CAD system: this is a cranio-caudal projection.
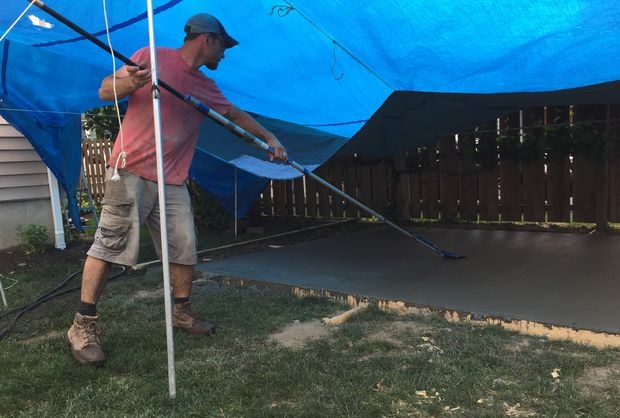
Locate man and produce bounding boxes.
[66,13,287,367]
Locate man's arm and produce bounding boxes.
[224,105,287,161]
[98,65,151,101]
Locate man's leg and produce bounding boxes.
[66,255,111,367]
[67,169,143,366]
[81,255,112,304]
[170,262,216,335]
[170,262,193,299]
[146,183,215,335]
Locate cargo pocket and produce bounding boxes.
[98,197,132,251]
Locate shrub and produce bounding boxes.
[16,224,49,256]
[187,181,232,231]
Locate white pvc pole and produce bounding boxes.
[46,168,66,250]
[145,0,176,398]
[234,167,238,238]
[0,275,7,307]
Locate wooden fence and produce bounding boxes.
[81,138,112,203]
[81,104,620,226]
[258,104,620,226]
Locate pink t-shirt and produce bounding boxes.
[108,47,232,185]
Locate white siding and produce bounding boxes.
[0,117,50,202]
[0,124,25,138]
[0,116,54,249]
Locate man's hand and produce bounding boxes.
[266,136,287,162]
[224,106,288,162]
[99,63,151,101]
[125,65,151,90]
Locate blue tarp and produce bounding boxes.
[1,1,619,223]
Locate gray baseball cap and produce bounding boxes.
[184,13,239,48]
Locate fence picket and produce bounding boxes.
[477,129,499,221]
[305,173,318,217]
[316,166,331,217]
[546,158,570,222]
[458,134,477,221]
[438,137,458,220]
[342,161,358,217]
[329,161,345,218]
[371,160,389,215]
[261,183,273,216]
[293,177,305,217]
[608,104,620,222]
[421,145,439,219]
[272,180,287,216]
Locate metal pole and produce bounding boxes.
[145,0,176,398]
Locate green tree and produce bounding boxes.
[83,104,123,141]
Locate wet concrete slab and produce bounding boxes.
[196,226,620,334]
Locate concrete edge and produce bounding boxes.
[208,274,620,349]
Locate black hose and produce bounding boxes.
[0,265,126,340]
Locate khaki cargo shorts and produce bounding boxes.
[87,168,197,266]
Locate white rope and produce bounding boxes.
[102,0,126,181]
[0,0,37,43]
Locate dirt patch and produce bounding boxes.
[355,320,438,361]
[0,240,89,274]
[505,337,531,352]
[131,288,165,300]
[367,320,433,347]
[19,330,64,345]
[576,365,620,396]
[503,402,537,417]
[269,319,329,349]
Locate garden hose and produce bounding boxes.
[0,265,126,340]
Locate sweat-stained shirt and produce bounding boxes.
[107,47,233,185]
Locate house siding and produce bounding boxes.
[0,116,54,249]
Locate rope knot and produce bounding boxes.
[270,4,294,17]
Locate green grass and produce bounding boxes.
[1,258,619,417]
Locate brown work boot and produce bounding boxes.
[66,312,105,367]
[172,302,216,336]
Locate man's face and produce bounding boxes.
[204,33,226,70]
